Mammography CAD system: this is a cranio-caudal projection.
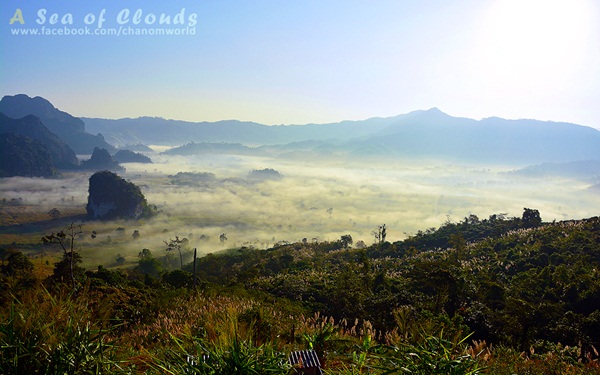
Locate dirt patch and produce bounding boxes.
[0,205,87,245]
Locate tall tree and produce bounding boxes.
[522,208,542,228]
[340,234,353,249]
[165,236,188,269]
[42,223,83,290]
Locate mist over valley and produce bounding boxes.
[1,149,599,271]
[1,94,600,270]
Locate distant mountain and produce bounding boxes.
[82,116,400,146]
[0,133,57,177]
[113,149,152,164]
[509,160,600,181]
[161,142,256,156]
[0,113,78,169]
[80,148,123,172]
[83,108,600,164]
[0,94,114,154]
[118,144,155,153]
[345,108,600,163]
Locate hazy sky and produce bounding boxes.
[2,0,599,128]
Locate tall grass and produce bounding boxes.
[148,333,291,375]
[0,286,123,374]
[1,283,598,374]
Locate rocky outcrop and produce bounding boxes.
[86,171,150,220]
[80,148,123,172]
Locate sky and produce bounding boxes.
[2,0,599,128]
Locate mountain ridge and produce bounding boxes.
[3,94,599,165]
[0,94,114,154]
[0,113,79,169]
[151,108,600,164]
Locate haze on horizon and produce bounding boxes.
[2,0,600,129]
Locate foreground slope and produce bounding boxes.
[1,212,599,373]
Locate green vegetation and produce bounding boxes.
[1,210,599,374]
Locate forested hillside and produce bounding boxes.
[1,210,599,374]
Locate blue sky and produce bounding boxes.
[2,0,599,128]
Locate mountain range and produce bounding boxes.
[2,94,600,168]
[0,94,114,154]
[94,107,600,164]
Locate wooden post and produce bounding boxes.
[193,248,197,290]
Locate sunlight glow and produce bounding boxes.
[475,0,594,93]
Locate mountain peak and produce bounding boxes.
[1,94,57,119]
[425,107,444,114]
[0,93,117,154]
[0,94,85,132]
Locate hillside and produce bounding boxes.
[0,113,78,169]
[0,133,57,177]
[2,211,599,373]
[0,94,114,154]
[192,211,600,351]
[0,208,600,375]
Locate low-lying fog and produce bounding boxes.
[1,153,599,268]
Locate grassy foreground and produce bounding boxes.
[1,212,599,374]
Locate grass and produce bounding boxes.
[0,287,123,374]
[1,282,598,374]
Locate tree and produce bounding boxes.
[164,269,192,288]
[132,229,140,240]
[340,234,353,249]
[1,250,34,277]
[139,248,152,259]
[165,236,188,269]
[372,224,387,245]
[137,249,163,276]
[42,223,83,290]
[449,232,466,262]
[48,208,61,220]
[52,251,83,287]
[466,214,480,225]
[522,208,542,228]
[355,240,367,249]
